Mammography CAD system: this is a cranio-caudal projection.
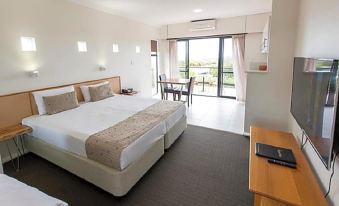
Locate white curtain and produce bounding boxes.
[169,40,179,78]
[232,35,246,102]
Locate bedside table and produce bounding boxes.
[0,124,32,171]
[120,91,139,96]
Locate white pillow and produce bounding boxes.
[80,81,109,102]
[32,86,75,115]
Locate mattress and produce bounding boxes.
[0,174,68,206]
[22,96,186,170]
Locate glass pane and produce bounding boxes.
[188,38,219,96]
[177,41,187,73]
[179,71,187,79]
[221,38,236,97]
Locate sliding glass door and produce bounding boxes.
[219,38,236,98]
[177,40,189,79]
[189,38,219,96]
[176,37,235,98]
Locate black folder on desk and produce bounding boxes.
[255,143,296,164]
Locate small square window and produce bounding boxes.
[113,44,119,53]
[78,41,87,52]
[136,46,141,53]
[21,37,36,51]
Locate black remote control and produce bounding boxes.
[267,159,297,169]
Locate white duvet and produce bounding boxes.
[0,174,68,206]
[22,95,186,170]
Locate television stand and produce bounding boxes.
[249,127,328,206]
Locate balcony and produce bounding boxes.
[179,66,236,97]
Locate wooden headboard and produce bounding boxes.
[0,76,121,130]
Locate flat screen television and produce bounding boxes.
[291,57,339,169]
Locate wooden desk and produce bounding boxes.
[249,127,328,206]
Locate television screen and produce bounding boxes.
[291,57,339,169]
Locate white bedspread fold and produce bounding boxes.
[0,174,68,206]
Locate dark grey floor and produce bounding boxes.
[5,125,252,206]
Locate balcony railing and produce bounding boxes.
[178,66,235,96]
[179,66,235,86]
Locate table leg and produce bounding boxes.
[13,137,21,171]
[178,85,183,101]
[254,194,262,206]
[5,142,16,170]
[20,134,25,155]
[13,137,23,157]
[202,76,205,92]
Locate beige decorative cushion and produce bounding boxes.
[43,91,79,115]
[89,83,113,102]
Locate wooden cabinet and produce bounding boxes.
[249,127,328,206]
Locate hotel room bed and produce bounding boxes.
[22,95,187,196]
[0,174,68,206]
[22,95,186,170]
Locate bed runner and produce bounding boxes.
[85,100,183,170]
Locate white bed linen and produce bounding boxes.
[22,96,186,170]
[0,174,68,206]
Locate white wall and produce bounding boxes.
[244,0,299,133]
[157,13,270,78]
[0,0,158,97]
[290,0,339,204]
[0,0,158,164]
[164,13,270,39]
[245,33,268,71]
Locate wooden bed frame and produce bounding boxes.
[0,76,121,130]
[0,76,187,196]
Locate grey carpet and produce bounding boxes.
[4,125,253,206]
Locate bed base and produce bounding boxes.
[24,115,186,196]
[25,136,164,197]
[164,115,187,149]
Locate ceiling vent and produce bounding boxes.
[190,19,216,31]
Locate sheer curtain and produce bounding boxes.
[232,35,246,102]
[169,40,179,78]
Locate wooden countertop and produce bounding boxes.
[249,127,328,206]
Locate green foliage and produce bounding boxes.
[177,58,235,87]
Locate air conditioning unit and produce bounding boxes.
[190,19,216,32]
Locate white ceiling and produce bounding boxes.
[68,0,272,26]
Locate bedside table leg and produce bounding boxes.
[5,142,16,170]
[20,135,25,157]
[12,137,22,171]
[13,137,23,157]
